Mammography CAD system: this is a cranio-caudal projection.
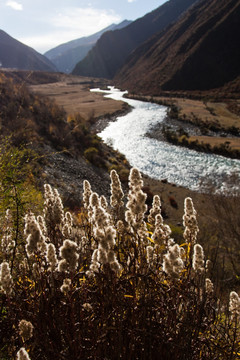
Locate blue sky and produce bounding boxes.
[0,0,166,54]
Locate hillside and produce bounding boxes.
[0,70,131,207]
[0,30,56,72]
[45,20,131,73]
[72,0,199,79]
[115,0,240,94]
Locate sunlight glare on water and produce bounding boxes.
[91,87,240,192]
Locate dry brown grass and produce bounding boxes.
[176,98,211,121]
[29,76,126,120]
[188,135,240,151]
[157,97,240,130]
[206,102,240,128]
[129,93,240,132]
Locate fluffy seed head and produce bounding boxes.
[83,303,93,312]
[229,291,240,320]
[46,243,58,271]
[43,184,64,228]
[60,278,72,294]
[163,244,184,279]
[110,169,124,208]
[17,348,31,360]
[58,239,79,272]
[19,320,33,341]
[148,195,161,224]
[90,192,100,208]
[24,213,47,256]
[0,261,13,295]
[205,278,214,294]
[100,195,108,209]
[183,197,199,244]
[83,180,92,208]
[192,244,205,273]
[146,246,154,264]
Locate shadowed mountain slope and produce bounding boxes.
[44,20,131,73]
[115,0,240,94]
[0,30,57,72]
[72,0,199,79]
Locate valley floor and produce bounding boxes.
[27,74,240,280]
[128,94,240,158]
[29,73,128,120]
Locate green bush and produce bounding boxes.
[84,146,99,163]
[0,137,43,266]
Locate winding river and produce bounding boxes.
[91,87,240,192]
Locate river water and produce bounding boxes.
[91,87,240,192]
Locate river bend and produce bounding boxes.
[91,87,240,192]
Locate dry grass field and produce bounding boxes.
[154,96,240,151]
[188,135,240,150]
[30,75,127,120]
[173,98,240,129]
[29,75,240,152]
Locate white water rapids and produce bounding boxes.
[91,87,240,192]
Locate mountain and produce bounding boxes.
[44,20,132,73]
[72,0,199,79]
[0,30,57,72]
[115,0,240,94]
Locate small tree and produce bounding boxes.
[0,136,43,267]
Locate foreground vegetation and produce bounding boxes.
[1,168,240,359]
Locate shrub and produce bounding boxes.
[0,168,239,359]
[84,147,99,163]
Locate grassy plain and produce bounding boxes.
[29,74,127,120]
[155,96,240,151]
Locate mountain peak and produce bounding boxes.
[44,20,132,73]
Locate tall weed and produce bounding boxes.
[0,168,239,359]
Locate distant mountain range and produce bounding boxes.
[115,0,240,94]
[1,0,239,94]
[44,20,132,74]
[0,30,56,72]
[72,0,199,79]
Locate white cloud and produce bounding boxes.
[6,0,23,10]
[20,7,122,53]
[51,7,121,34]
[127,0,137,3]
[19,34,63,53]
